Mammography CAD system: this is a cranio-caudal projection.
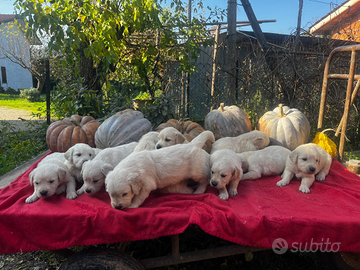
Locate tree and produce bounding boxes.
[14,0,213,100]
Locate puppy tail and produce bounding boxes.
[190,131,215,149]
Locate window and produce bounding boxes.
[1,67,7,84]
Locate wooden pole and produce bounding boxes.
[226,0,237,105]
[211,25,220,109]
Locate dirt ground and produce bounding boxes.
[0,107,46,131]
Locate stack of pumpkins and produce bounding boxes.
[45,103,336,158]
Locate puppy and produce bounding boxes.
[210,149,243,200]
[105,131,215,209]
[64,143,98,183]
[238,146,291,180]
[133,132,158,151]
[277,143,332,193]
[78,142,137,195]
[210,130,270,154]
[156,127,188,149]
[25,153,77,203]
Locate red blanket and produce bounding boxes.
[1,153,360,254]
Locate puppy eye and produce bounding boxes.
[302,158,307,161]
[35,182,39,185]
[316,159,319,162]
[76,153,81,157]
[165,138,171,142]
[221,174,227,178]
[49,180,55,184]
[89,154,92,157]
[122,193,128,197]
[93,180,99,183]
[211,171,214,174]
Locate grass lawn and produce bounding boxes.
[0,94,46,115]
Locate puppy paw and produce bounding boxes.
[76,188,84,195]
[276,180,288,187]
[25,195,38,204]
[316,173,326,181]
[229,189,238,196]
[218,193,229,200]
[66,192,77,200]
[299,185,311,193]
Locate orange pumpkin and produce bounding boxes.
[46,115,101,152]
[155,119,212,153]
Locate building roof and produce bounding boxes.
[0,14,16,24]
[309,0,360,35]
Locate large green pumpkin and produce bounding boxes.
[258,104,310,151]
[204,103,252,140]
[95,109,152,149]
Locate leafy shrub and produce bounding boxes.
[0,86,5,94]
[20,88,41,102]
[5,87,18,95]
[0,120,48,176]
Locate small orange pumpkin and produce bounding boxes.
[46,115,101,152]
[204,103,252,140]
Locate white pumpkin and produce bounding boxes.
[258,104,310,150]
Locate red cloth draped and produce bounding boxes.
[0,152,360,254]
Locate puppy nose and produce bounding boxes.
[309,167,316,172]
[211,181,218,187]
[156,145,162,149]
[114,205,123,210]
[40,190,48,196]
[85,189,92,194]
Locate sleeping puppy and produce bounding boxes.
[105,131,215,209]
[210,149,243,200]
[133,132,158,151]
[25,153,77,203]
[78,142,137,195]
[156,127,188,149]
[210,130,270,154]
[238,146,291,180]
[64,143,98,183]
[276,143,332,193]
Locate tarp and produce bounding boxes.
[1,152,360,254]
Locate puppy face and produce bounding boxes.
[29,166,63,198]
[81,161,113,194]
[64,143,96,169]
[156,127,186,149]
[106,172,142,210]
[290,147,320,175]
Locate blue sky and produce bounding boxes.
[1,0,341,34]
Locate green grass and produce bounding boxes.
[0,94,46,115]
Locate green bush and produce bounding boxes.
[0,85,5,94]
[20,88,41,102]
[0,120,48,176]
[5,87,18,95]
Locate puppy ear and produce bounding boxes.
[64,148,73,162]
[289,150,298,163]
[254,137,266,148]
[175,133,186,144]
[130,179,142,195]
[57,167,67,182]
[101,163,114,176]
[29,170,35,186]
[232,166,243,181]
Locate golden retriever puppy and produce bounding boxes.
[156,127,188,149]
[78,142,137,195]
[210,149,243,200]
[276,143,332,193]
[238,146,291,180]
[105,131,215,209]
[64,143,98,183]
[210,130,270,154]
[25,153,77,203]
[133,132,158,151]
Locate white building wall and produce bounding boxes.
[0,21,33,91]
